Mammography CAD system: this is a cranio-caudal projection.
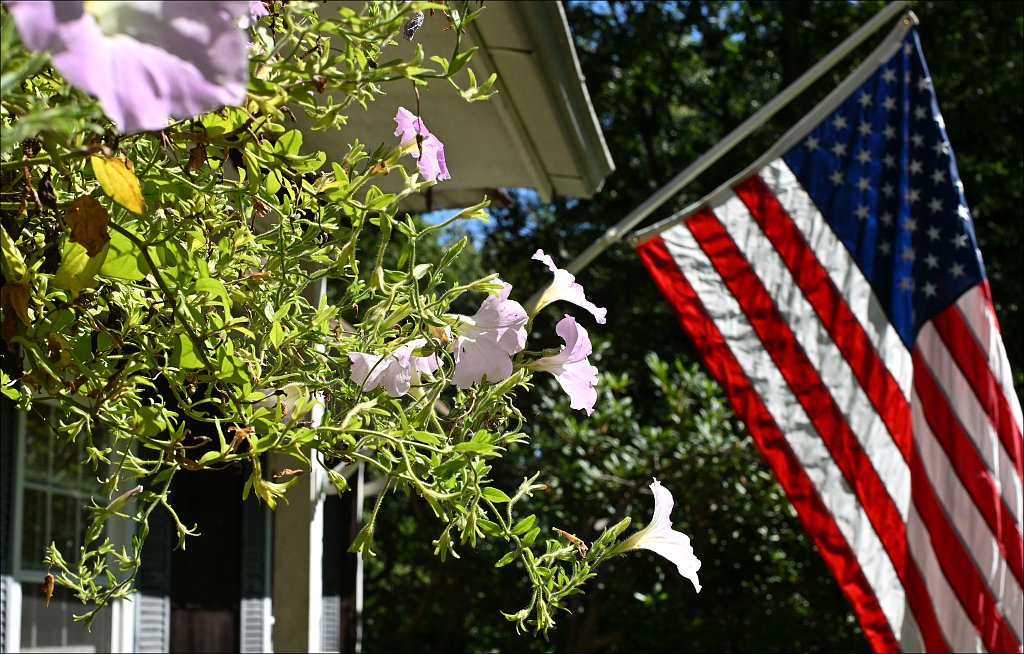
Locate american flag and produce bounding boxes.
[634,22,1022,654]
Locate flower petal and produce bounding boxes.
[531,249,607,324]
[465,281,528,353]
[530,316,598,414]
[451,334,514,388]
[552,358,598,415]
[405,338,439,375]
[7,1,249,133]
[393,107,451,182]
[349,351,408,397]
[394,106,428,142]
[617,479,702,593]
[638,526,702,593]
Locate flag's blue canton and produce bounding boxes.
[783,29,985,347]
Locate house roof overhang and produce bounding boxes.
[316,1,614,211]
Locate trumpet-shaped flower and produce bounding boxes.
[529,249,607,323]
[349,338,438,398]
[529,315,598,415]
[451,281,527,388]
[394,106,451,182]
[614,479,702,593]
[4,1,251,134]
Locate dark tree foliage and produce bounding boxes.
[362,2,1022,652]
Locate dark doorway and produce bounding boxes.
[168,464,245,653]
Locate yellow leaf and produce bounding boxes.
[91,156,146,214]
[64,195,111,257]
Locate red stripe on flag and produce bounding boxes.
[979,280,1003,333]
[931,302,1024,479]
[912,346,1024,586]
[685,207,954,652]
[907,396,1023,653]
[734,175,912,459]
[636,234,903,653]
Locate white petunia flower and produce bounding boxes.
[614,479,702,592]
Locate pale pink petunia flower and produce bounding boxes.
[4,1,250,134]
[529,315,598,415]
[529,249,607,324]
[349,338,438,398]
[394,106,451,182]
[450,281,527,387]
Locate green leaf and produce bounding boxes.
[54,239,107,296]
[1,225,28,282]
[449,46,478,76]
[194,277,230,308]
[494,551,518,568]
[134,406,169,440]
[477,518,502,538]
[99,228,146,280]
[453,441,492,453]
[171,334,204,369]
[217,346,248,384]
[277,129,303,155]
[436,236,467,274]
[512,515,536,536]
[268,320,284,349]
[411,430,441,446]
[481,487,511,504]
[523,527,541,546]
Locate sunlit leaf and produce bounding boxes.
[91,156,146,214]
[0,226,28,282]
[54,239,107,296]
[170,334,204,369]
[99,228,147,281]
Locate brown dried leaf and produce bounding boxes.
[273,468,306,479]
[0,282,30,345]
[246,271,272,282]
[43,572,54,608]
[64,196,110,257]
[0,282,30,325]
[227,425,254,452]
[253,197,271,218]
[187,145,207,171]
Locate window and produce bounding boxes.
[17,407,105,573]
[14,406,115,652]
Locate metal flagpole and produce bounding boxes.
[558,0,910,278]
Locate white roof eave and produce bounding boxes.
[308,1,614,211]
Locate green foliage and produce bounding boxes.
[365,354,864,652]
[0,0,626,633]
